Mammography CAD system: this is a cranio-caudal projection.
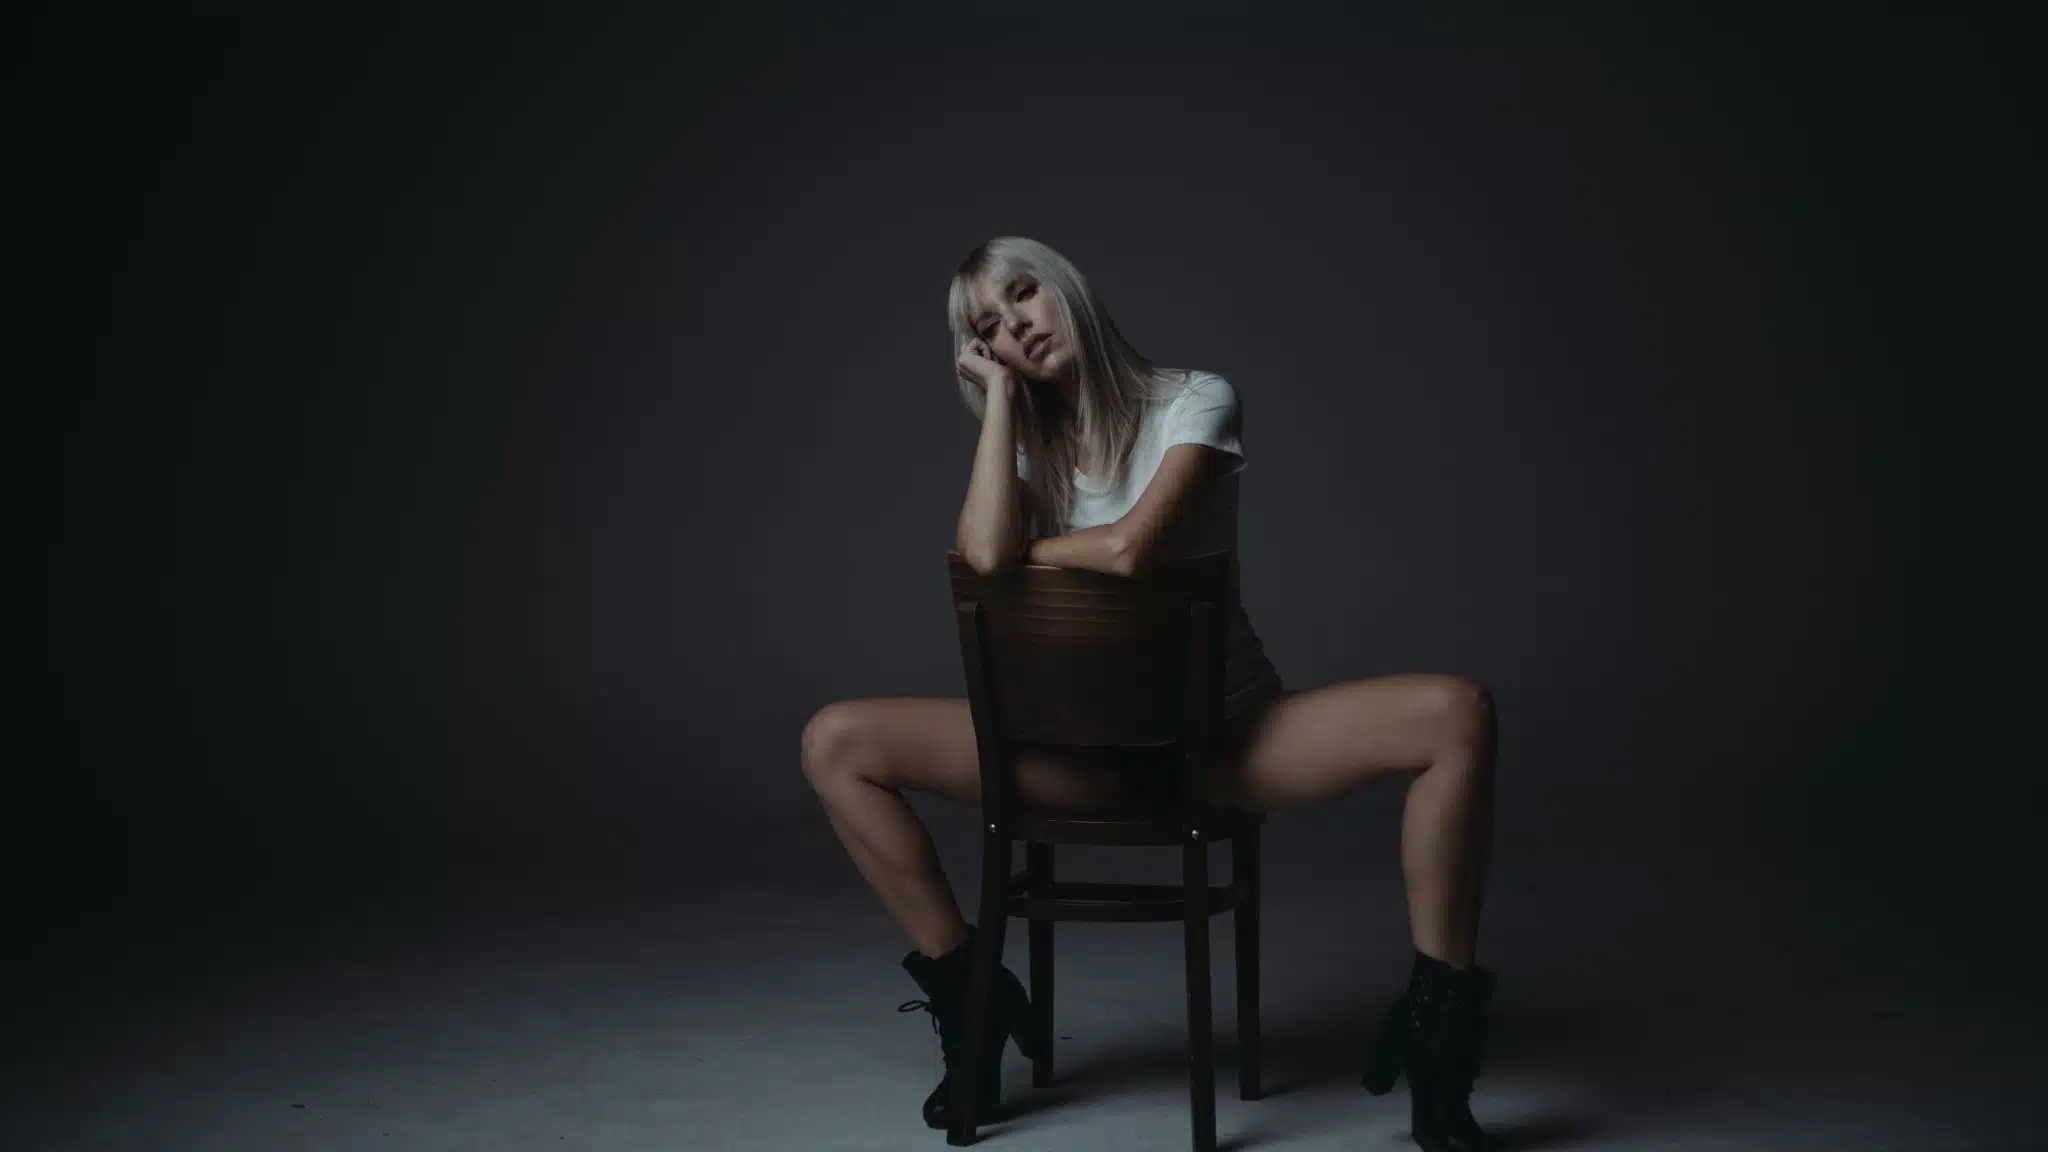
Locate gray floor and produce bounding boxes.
[8,816,2042,1151]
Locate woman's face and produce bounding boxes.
[967,271,1073,384]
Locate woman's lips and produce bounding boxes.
[1027,334,1052,358]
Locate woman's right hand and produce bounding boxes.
[956,337,1014,401]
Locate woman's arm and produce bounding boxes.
[1024,443,1228,578]
[955,374,1030,575]
[1025,525,1131,576]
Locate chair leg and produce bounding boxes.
[1234,825,1262,1101]
[950,832,1010,1147]
[1026,842,1055,1089]
[1184,836,1217,1152]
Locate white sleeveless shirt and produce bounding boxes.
[1017,370,1284,717]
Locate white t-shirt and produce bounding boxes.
[1017,370,1284,716]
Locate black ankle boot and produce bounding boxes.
[1362,955,1495,1095]
[897,924,1045,1131]
[1361,951,1493,1152]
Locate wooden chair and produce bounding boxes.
[943,550,1264,1151]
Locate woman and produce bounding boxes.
[801,236,1499,1152]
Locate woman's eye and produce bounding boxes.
[1018,285,1035,300]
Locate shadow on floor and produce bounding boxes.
[973,970,1768,1148]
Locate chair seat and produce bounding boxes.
[1012,805,1265,847]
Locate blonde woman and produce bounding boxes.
[801,237,1499,1151]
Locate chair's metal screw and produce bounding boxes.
[989,823,998,833]
[1191,829,1203,840]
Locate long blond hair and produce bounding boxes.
[947,237,1189,538]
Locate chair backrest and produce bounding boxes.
[946,550,1232,827]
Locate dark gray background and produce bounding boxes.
[14,0,2040,1068]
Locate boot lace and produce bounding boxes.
[897,997,940,1034]
[898,998,961,1061]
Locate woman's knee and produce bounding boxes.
[1427,675,1497,761]
[801,700,872,789]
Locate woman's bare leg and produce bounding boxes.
[1216,674,1498,968]
[801,697,1139,958]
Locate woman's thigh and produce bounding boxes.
[802,696,1144,812]
[1212,673,1493,813]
